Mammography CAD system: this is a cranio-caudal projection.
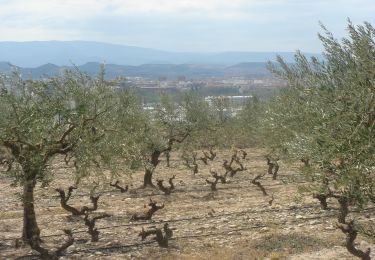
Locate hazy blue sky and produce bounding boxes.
[0,0,374,52]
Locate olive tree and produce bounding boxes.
[236,95,265,147]
[0,69,122,252]
[265,21,375,259]
[130,92,212,187]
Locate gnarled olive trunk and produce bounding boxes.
[144,169,155,187]
[22,176,40,243]
[143,150,162,187]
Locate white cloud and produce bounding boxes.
[0,26,81,41]
[1,0,373,23]
[0,0,106,22]
[0,0,264,42]
[0,0,268,23]
[111,0,248,15]
[0,0,374,51]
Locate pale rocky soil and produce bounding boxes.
[0,148,374,259]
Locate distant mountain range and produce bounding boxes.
[0,61,273,79]
[0,41,321,67]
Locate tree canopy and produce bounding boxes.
[265,20,375,209]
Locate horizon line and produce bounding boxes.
[0,40,322,55]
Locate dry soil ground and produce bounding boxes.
[0,148,374,259]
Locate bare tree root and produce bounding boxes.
[83,213,111,242]
[30,229,74,260]
[110,181,129,193]
[336,197,371,260]
[251,173,268,196]
[139,223,174,247]
[157,175,176,195]
[130,198,164,221]
[56,187,100,216]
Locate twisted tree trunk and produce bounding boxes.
[143,150,162,187]
[143,133,189,187]
[22,174,40,244]
[144,169,155,187]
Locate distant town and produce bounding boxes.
[120,76,287,104]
